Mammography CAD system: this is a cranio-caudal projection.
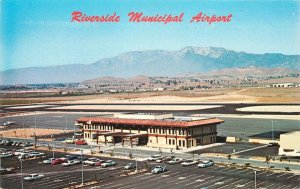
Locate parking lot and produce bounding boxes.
[1,145,299,189]
[1,146,143,189]
[96,165,300,189]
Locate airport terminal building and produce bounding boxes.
[76,113,224,149]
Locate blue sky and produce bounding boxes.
[1,0,299,70]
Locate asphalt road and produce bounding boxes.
[1,103,300,115]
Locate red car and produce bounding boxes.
[94,160,106,166]
[51,158,67,165]
[75,140,87,145]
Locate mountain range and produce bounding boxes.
[1,47,299,84]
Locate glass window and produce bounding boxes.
[183,140,185,147]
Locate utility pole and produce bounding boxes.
[34,111,37,129]
[0,156,2,189]
[51,135,54,159]
[65,112,68,130]
[81,149,84,185]
[135,147,138,173]
[254,170,257,189]
[271,120,274,143]
[20,159,24,189]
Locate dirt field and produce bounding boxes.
[0,87,299,105]
[0,128,73,138]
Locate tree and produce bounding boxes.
[265,155,271,164]
[227,154,232,161]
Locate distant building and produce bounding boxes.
[152,88,165,91]
[248,131,287,144]
[267,83,298,88]
[279,131,300,157]
[76,113,224,149]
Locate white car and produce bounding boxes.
[147,155,163,161]
[167,158,183,164]
[14,149,32,156]
[152,165,167,174]
[83,158,101,166]
[24,173,45,181]
[198,161,214,168]
[124,163,136,170]
[27,152,45,158]
[181,160,198,166]
[43,158,55,164]
[3,121,15,126]
[101,160,116,168]
[0,152,14,158]
[62,160,81,167]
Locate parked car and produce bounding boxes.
[155,157,165,163]
[51,158,67,165]
[152,165,167,174]
[62,160,81,167]
[124,163,136,170]
[77,156,88,162]
[147,155,163,161]
[181,160,198,166]
[18,154,30,160]
[43,158,55,164]
[65,138,75,144]
[268,142,279,147]
[24,173,45,181]
[27,152,45,158]
[20,142,33,147]
[198,161,214,168]
[0,167,15,175]
[5,141,13,146]
[14,149,32,156]
[65,155,78,160]
[94,160,106,166]
[0,152,14,158]
[167,158,183,164]
[75,140,87,145]
[83,158,101,166]
[101,160,116,168]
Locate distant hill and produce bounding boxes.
[208,67,300,77]
[1,47,299,84]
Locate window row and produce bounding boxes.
[168,139,185,147]
[85,125,113,131]
[149,128,186,135]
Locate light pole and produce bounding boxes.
[135,147,138,173]
[19,159,24,189]
[74,124,77,150]
[51,135,54,159]
[271,120,274,143]
[65,113,68,130]
[34,111,37,129]
[254,170,257,189]
[0,156,2,189]
[81,149,84,185]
